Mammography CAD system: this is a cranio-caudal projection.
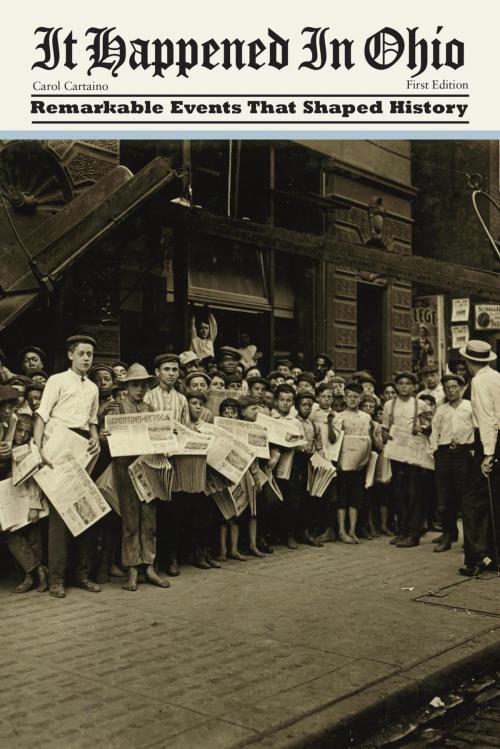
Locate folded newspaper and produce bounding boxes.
[43,419,98,471]
[35,452,111,536]
[313,410,344,462]
[338,435,372,472]
[198,422,255,485]
[256,413,306,448]
[0,477,45,531]
[365,451,379,489]
[383,425,435,471]
[105,411,178,457]
[214,416,270,459]
[11,440,42,486]
[307,452,337,498]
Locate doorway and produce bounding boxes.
[356,282,385,384]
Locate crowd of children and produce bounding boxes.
[0,332,475,598]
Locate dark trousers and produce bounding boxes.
[435,445,473,540]
[276,476,301,537]
[462,431,500,568]
[183,492,213,552]
[337,470,366,510]
[48,503,94,585]
[390,461,425,540]
[158,492,182,564]
[289,452,310,534]
[7,523,43,573]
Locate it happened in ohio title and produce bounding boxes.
[32,25,465,79]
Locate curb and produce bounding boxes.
[239,625,500,749]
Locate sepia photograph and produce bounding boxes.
[1,137,500,747]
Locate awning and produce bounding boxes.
[0,157,175,331]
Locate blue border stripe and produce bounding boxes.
[0,130,499,140]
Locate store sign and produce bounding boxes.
[451,325,469,349]
[475,304,500,330]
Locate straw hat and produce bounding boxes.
[459,340,497,363]
[123,363,156,383]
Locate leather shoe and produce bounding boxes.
[193,549,210,570]
[78,578,101,593]
[396,537,420,548]
[434,534,451,553]
[432,534,443,544]
[390,534,406,545]
[167,556,180,576]
[204,550,221,569]
[49,584,66,599]
[458,566,481,577]
[258,540,274,554]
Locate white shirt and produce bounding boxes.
[334,409,371,437]
[471,365,500,455]
[429,400,474,453]
[37,369,98,430]
[144,386,189,426]
[382,396,426,434]
[419,384,446,406]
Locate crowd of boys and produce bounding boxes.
[0,328,499,599]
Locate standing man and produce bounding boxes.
[459,340,500,576]
[33,334,101,599]
[429,374,474,552]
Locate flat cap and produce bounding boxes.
[66,335,96,349]
[394,371,418,385]
[218,346,242,361]
[154,353,180,369]
[0,385,21,402]
[18,346,46,360]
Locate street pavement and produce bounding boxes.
[1,530,500,749]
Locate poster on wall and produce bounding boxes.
[451,299,470,323]
[412,295,446,377]
[475,304,500,331]
[451,325,470,350]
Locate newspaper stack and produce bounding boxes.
[211,476,252,521]
[274,449,295,480]
[171,455,206,493]
[11,441,42,486]
[256,413,306,448]
[95,463,121,516]
[205,466,230,495]
[307,453,337,498]
[169,422,211,493]
[128,454,173,502]
[365,451,379,489]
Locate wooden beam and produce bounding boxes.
[168,207,500,302]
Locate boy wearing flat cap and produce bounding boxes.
[0,385,19,478]
[419,365,445,406]
[334,382,372,544]
[272,383,303,549]
[145,353,189,425]
[429,374,474,553]
[33,334,100,598]
[382,371,426,548]
[145,354,188,578]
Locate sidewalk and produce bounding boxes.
[1,532,500,749]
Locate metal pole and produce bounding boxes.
[486,473,500,577]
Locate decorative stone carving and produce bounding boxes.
[366,196,387,248]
